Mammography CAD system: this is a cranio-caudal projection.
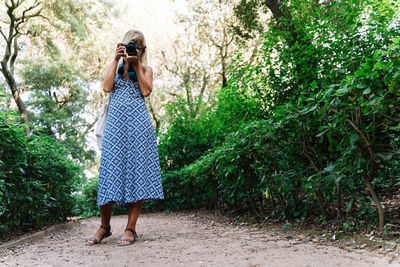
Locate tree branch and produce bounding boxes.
[0,28,7,41]
[347,119,375,180]
[15,0,41,22]
[10,35,18,75]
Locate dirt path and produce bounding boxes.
[0,211,398,267]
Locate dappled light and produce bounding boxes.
[0,0,399,265]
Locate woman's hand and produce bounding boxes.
[114,42,125,62]
[125,49,141,69]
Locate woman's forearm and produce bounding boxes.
[136,66,152,97]
[103,60,118,92]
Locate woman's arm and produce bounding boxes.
[103,43,125,93]
[135,64,153,97]
[103,60,118,93]
[125,49,153,97]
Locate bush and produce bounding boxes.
[0,100,83,237]
[73,176,128,218]
[150,2,400,232]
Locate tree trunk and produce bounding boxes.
[336,181,342,220]
[263,0,319,91]
[263,0,297,46]
[1,63,30,134]
[147,98,160,133]
[365,178,384,232]
[348,119,384,232]
[316,183,327,218]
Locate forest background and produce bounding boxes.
[0,0,399,241]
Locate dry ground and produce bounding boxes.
[0,211,399,267]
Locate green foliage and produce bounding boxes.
[158,95,213,171]
[152,0,400,231]
[0,88,83,236]
[73,176,130,218]
[73,177,100,218]
[21,59,95,164]
[158,79,264,172]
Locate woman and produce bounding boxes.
[87,30,164,246]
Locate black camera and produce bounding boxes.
[121,41,142,56]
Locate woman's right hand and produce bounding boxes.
[114,42,125,62]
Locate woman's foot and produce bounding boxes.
[86,225,112,245]
[117,228,138,246]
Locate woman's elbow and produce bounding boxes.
[143,91,151,97]
[103,86,113,93]
[143,87,152,97]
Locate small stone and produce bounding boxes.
[359,244,367,249]
[386,242,397,250]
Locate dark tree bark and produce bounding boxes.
[148,98,161,133]
[263,0,298,46]
[348,119,384,232]
[1,0,43,134]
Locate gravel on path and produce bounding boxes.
[0,211,398,267]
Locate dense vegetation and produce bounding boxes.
[0,89,83,237]
[153,0,400,233]
[0,0,111,239]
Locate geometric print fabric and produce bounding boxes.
[97,74,164,207]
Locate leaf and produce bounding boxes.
[374,62,385,70]
[311,80,318,89]
[323,164,334,173]
[349,133,359,147]
[316,129,329,137]
[336,86,349,96]
[299,105,317,114]
[363,88,371,94]
[346,198,355,213]
[335,175,343,183]
[389,81,396,93]
[373,50,380,60]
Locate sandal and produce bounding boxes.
[117,227,138,246]
[86,225,112,245]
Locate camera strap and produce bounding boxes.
[117,63,138,83]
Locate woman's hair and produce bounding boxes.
[122,29,148,66]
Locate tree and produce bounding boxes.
[0,0,43,133]
[158,0,243,118]
[0,0,111,134]
[231,0,400,231]
[21,58,96,162]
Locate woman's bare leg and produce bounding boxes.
[87,201,113,244]
[100,201,113,227]
[117,199,144,245]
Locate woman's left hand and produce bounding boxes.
[125,49,141,69]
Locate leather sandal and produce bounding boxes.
[86,225,112,246]
[117,227,138,246]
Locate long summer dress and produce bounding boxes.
[96,70,164,207]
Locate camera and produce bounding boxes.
[121,41,141,56]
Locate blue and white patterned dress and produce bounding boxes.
[96,72,164,207]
